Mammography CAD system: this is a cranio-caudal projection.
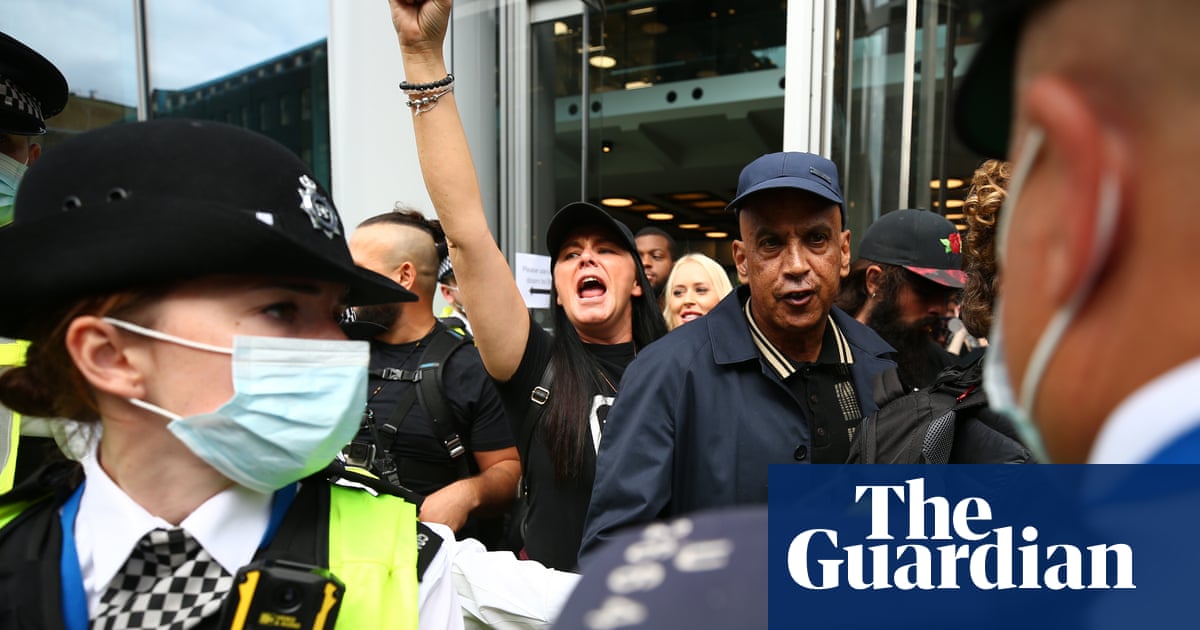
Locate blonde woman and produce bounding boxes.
[662,253,734,330]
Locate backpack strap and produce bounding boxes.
[362,382,420,488]
[414,326,471,478]
[514,362,554,538]
[255,477,327,566]
[870,366,908,410]
[323,459,425,507]
[859,405,879,464]
[357,325,471,486]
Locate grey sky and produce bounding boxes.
[6,0,329,107]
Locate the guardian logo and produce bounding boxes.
[788,478,1135,591]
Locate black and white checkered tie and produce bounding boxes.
[93,527,234,630]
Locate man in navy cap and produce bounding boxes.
[581,152,896,560]
[954,0,1200,464]
[0,31,68,224]
[837,208,967,390]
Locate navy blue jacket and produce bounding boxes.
[581,286,895,558]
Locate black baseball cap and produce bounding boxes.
[545,201,639,261]
[727,152,845,225]
[0,118,414,338]
[859,209,967,288]
[954,0,1054,158]
[0,31,69,135]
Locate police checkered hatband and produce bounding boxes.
[0,75,44,123]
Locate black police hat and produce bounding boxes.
[0,118,414,338]
[0,32,69,135]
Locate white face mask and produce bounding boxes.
[0,151,29,226]
[104,318,368,493]
[983,126,1121,462]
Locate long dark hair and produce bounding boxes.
[544,253,665,480]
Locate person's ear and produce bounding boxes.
[1020,76,1121,306]
[732,240,749,284]
[840,229,851,278]
[27,142,41,165]
[65,316,146,400]
[394,261,418,291]
[864,264,884,299]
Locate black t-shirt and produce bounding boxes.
[496,315,634,572]
[358,323,514,496]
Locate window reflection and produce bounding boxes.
[5,0,331,186]
[833,0,989,241]
[145,1,331,188]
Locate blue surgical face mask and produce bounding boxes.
[0,151,29,226]
[104,318,368,493]
[983,126,1121,462]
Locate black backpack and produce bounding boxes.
[360,325,473,486]
[847,358,1035,464]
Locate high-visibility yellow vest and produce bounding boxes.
[0,340,29,495]
[328,486,420,629]
[0,481,421,629]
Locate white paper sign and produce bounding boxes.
[515,252,552,309]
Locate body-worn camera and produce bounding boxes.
[218,559,344,630]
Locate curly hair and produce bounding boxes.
[960,159,1012,338]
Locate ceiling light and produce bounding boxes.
[601,197,634,208]
[601,140,614,153]
[678,223,701,229]
[625,80,653,90]
[646,212,674,220]
[705,231,728,238]
[690,200,727,209]
[589,55,617,69]
[671,192,708,201]
[630,203,659,211]
[930,178,965,189]
[554,21,569,36]
[944,213,965,220]
[944,199,965,208]
[642,22,668,35]
[628,6,656,16]
[956,224,968,231]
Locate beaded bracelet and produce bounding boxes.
[399,73,455,92]
[405,85,454,115]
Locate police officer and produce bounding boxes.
[0,30,67,219]
[0,119,464,629]
[0,30,69,494]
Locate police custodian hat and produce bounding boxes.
[0,31,68,135]
[0,118,415,339]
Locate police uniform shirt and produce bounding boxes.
[75,446,268,617]
[745,301,863,464]
[73,443,461,628]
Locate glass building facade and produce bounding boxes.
[6,0,991,270]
